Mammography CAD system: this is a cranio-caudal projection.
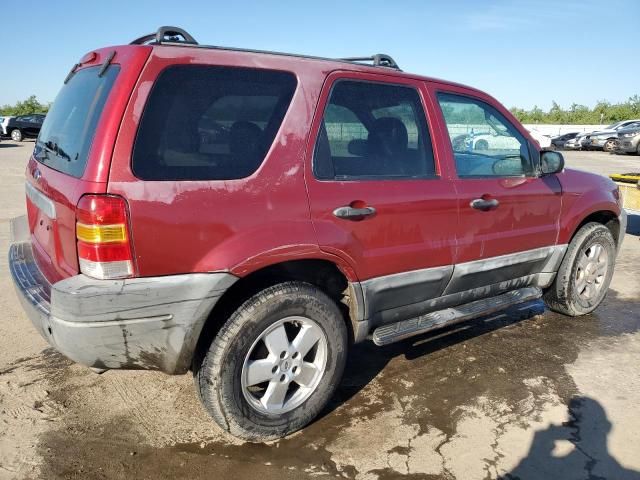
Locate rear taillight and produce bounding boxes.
[76,195,134,279]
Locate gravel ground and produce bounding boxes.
[1,141,639,480]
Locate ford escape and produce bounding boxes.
[9,27,626,441]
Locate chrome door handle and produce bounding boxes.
[333,205,377,220]
[470,198,499,210]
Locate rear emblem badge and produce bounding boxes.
[33,169,41,181]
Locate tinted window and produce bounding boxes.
[437,93,533,178]
[314,80,435,180]
[35,66,120,178]
[133,66,297,181]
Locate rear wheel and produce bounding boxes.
[544,223,616,316]
[194,282,348,442]
[10,129,22,142]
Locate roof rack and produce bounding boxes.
[339,54,400,70]
[129,27,401,71]
[130,26,198,46]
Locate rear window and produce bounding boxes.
[35,66,120,178]
[132,66,297,181]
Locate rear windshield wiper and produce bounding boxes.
[42,140,72,162]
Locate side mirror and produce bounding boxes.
[540,150,564,175]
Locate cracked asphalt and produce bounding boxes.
[1,142,639,479]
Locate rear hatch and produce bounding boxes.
[25,46,150,283]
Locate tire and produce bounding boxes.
[194,281,348,442]
[544,223,616,316]
[603,139,617,153]
[10,129,22,142]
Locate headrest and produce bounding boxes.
[367,117,408,155]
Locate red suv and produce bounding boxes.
[9,27,626,441]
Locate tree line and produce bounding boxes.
[510,95,640,125]
[0,95,50,116]
[2,94,640,125]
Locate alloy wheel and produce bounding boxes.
[574,242,608,300]
[241,316,328,415]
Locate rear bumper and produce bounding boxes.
[9,216,237,374]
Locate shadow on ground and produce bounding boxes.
[503,396,640,480]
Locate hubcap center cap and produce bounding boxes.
[583,261,602,283]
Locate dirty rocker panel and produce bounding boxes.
[372,286,542,345]
[359,245,567,331]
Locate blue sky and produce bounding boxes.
[1,0,638,109]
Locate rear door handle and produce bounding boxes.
[470,198,499,210]
[333,205,377,220]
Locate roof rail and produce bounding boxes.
[130,26,198,46]
[339,54,400,70]
[128,27,401,71]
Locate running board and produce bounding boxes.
[372,287,542,346]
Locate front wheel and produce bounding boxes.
[603,139,617,153]
[194,282,348,442]
[544,223,616,316]
[10,129,22,142]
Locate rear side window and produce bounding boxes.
[35,66,120,178]
[313,80,436,180]
[133,66,297,181]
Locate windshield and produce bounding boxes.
[605,121,624,130]
[35,65,120,178]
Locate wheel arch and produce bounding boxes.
[569,210,621,246]
[192,258,363,369]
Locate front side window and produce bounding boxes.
[133,66,297,181]
[314,80,436,180]
[437,93,533,178]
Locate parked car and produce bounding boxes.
[563,133,586,150]
[551,132,579,150]
[6,114,46,141]
[0,115,14,136]
[452,130,521,152]
[581,120,640,152]
[615,125,640,155]
[9,26,626,442]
